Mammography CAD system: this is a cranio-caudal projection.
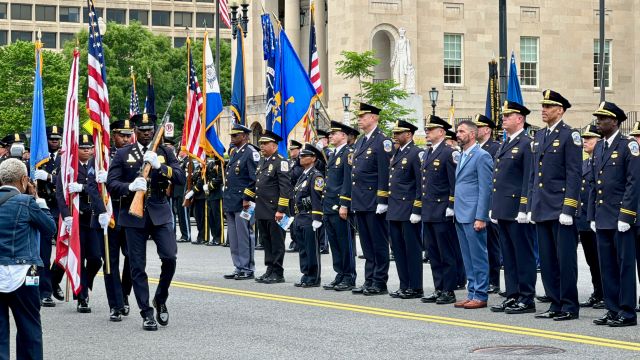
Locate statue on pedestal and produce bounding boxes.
[390,28,415,94]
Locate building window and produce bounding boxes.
[174,11,192,27]
[35,5,56,22]
[11,30,32,43]
[83,7,103,23]
[40,32,56,48]
[443,34,463,85]
[594,39,611,89]
[129,10,148,25]
[11,4,31,20]
[106,9,126,24]
[0,30,7,46]
[196,13,214,28]
[519,36,538,87]
[174,37,187,48]
[59,6,80,23]
[152,11,170,26]
[59,32,75,47]
[0,3,7,19]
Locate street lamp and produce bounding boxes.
[230,0,250,39]
[429,87,439,116]
[342,93,351,125]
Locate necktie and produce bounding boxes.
[506,137,511,144]
[50,152,55,162]
[460,152,468,166]
[604,141,609,151]
[142,146,148,154]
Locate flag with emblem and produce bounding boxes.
[55,48,82,295]
[484,59,500,125]
[262,14,278,130]
[230,25,246,125]
[29,35,49,177]
[201,31,226,161]
[181,37,206,163]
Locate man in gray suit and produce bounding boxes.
[452,120,494,309]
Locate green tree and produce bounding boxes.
[335,50,412,132]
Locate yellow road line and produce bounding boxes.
[147,278,640,352]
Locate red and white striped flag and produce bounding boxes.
[219,0,231,28]
[308,1,323,96]
[55,48,82,295]
[181,37,206,163]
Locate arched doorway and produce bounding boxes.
[250,121,263,145]
[371,30,394,82]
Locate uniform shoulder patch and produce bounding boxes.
[383,139,393,153]
[252,150,260,162]
[314,176,325,191]
[571,131,582,146]
[418,151,425,161]
[347,153,353,165]
[628,141,640,156]
[452,150,461,164]
[280,160,289,172]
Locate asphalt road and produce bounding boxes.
[9,226,640,359]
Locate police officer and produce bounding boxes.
[292,144,325,287]
[322,121,357,291]
[243,130,292,284]
[629,122,640,313]
[589,101,639,327]
[187,162,209,244]
[351,103,392,296]
[56,134,103,313]
[204,158,224,245]
[173,151,191,243]
[420,115,458,304]
[475,114,502,294]
[529,90,581,321]
[315,130,331,175]
[577,125,604,309]
[487,102,537,314]
[223,124,259,280]
[387,120,424,300]
[286,140,304,253]
[106,113,185,331]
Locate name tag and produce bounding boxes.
[25,266,39,286]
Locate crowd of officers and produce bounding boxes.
[1,88,640,331]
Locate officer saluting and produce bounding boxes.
[529,90,582,321]
[589,102,639,327]
[106,113,185,331]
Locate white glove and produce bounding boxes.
[316,141,324,150]
[375,204,388,214]
[526,212,535,224]
[143,151,161,169]
[618,221,631,233]
[445,208,454,217]
[559,213,573,226]
[203,183,209,192]
[489,210,498,224]
[98,213,110,229]
[185,190,194,200]
[590,221,596,232]
[128,177,147,192]
[63,216,73,232]
[34,169,49,181]
[96,170,108,184]
[249,201,256,208]
[68,182,83,193]
[516,212,528,224]
[409,214,421,224]
[35,198,48,209]
[312,220,322,231]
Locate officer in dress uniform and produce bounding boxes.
[223,124,259,280]
[187,162,209,244]
[351,103,393,296]
[487,102,537,315]
[292,144,325,287]
[55,135,103,313]
[420,115,458,304]
[589,102,639,327]
[387,120,424,300]
[577,125,604,310]
[106,113,185,331]
[629,122,640,312]
[242,130,292,284]
[314,130,331,254]
[474,114,502,294]
[173,151,191,242]
[204,158,224,246]
[286,140,304,253]
[322,121,357,291]
[529,90,582,321]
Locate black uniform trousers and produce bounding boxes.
[78,224,102,301]
[579,230,603,299]
[0,282,42,360]
[355,211,389,288]
[596,229,637,320]
[257,219,286,276]
[193,198,208,243]
[293,220,320,284]
[172,194,190,241]
[207,198,223,244]
[449,220,466,286]
[423,221,457,292]
[125,218,177,318]
[497,220,536,305]
[389,220,423,290]
[38,222,56,299]
[536,220,579,314]
[487,222,502,286]
[99,226,127,311]
[325,214,356,285]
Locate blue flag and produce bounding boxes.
[273,30,318,158]
[262,14,277,130]
[506,51,523,105]
[230,25,246,125]
[30,40,49,177]
[202,32,226,160]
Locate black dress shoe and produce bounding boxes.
[505,302,536,314]
[223,272,239,279]
[536,295,551,303]
[301,281,320,288]
[176,237,190,243]
[389,289,405,298]
[553,312,579,321]
[487,284,501,294]
[363,286,388,296]
[490,298,517,312]
[579,295,603,308]
[41,297,56,307]
[334,283,355,292]
[143,316,158,331]
[77,299,91,313]
[53,285,64,301]
[294,281,303,287]
[122,296,130,316]
[498,290,507,298]
[153,300,169,326]
[593,301,605,310]
[593,312,617,325]
[222,242,230,247]
[435,291,456,304]
[399,289,424,299]
[534,310,562,319]
[351,285,368,294]
[255,272,271,283]
[235,272,254,280]
[262,274,285,284]
[608,315,637,327]
[421,290,442,303]
[110,308,122,322]
[322,280,339,290]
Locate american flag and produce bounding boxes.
[181,38,206,163]
[129,69,140,118]
[219,0,231,28]
[308,1,323,96]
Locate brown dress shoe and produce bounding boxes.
[464,300,488,309]
[454,299,471,308]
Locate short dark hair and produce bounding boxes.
[457,120,478,133]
